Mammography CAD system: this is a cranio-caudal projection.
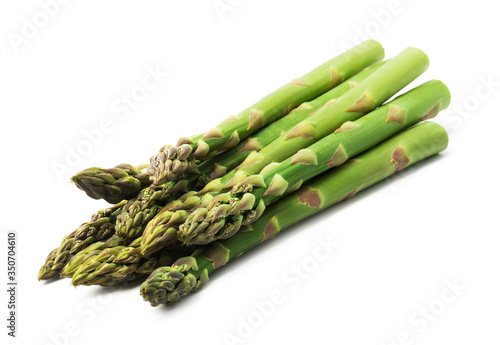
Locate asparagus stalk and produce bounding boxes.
[38,202,125,280]
[71,59,385,247]
[140,47,430,254]
[178,80,450,245]
[193,60,387,186]
[148,40,385,185]
[71,164,151,204]
[140,121,449,307]
[114,62,386,242]
[230,46,429,176]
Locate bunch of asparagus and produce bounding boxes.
[39,40,451,308]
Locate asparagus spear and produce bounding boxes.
[148,40,385,185]
[178,80,450,245]
[192,60,387,186]
[115,63,386,241]
[140,47,429,254]
[71,56,385,249]
[140,121,449,307]
[71,164,151,204]
[38,202,125,280]
[60,235,127,278]
[230,46,429,176]
[72,59,385,208]
[71,237,156,286]
[71,237,192,286]
[115,179,189,240]
[38,249,59,281]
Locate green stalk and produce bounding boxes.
[140,121,449,307]
[140,48,430,254]
[112,66,386,242]
[179,80,450,245]
[72,64,386,244]
[139,63,388,254]
[148,40,385,185]
[71,164,151,204]
[181,47,428,211]
[230,46,429,176]
[193,61,387,185]
[72,59,384,242]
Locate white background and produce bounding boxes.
[1,1,499,344]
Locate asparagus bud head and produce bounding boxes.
[148,143,198,185]
[178,191,266,245]
[71,164,149,203]
[140,256,208,307]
